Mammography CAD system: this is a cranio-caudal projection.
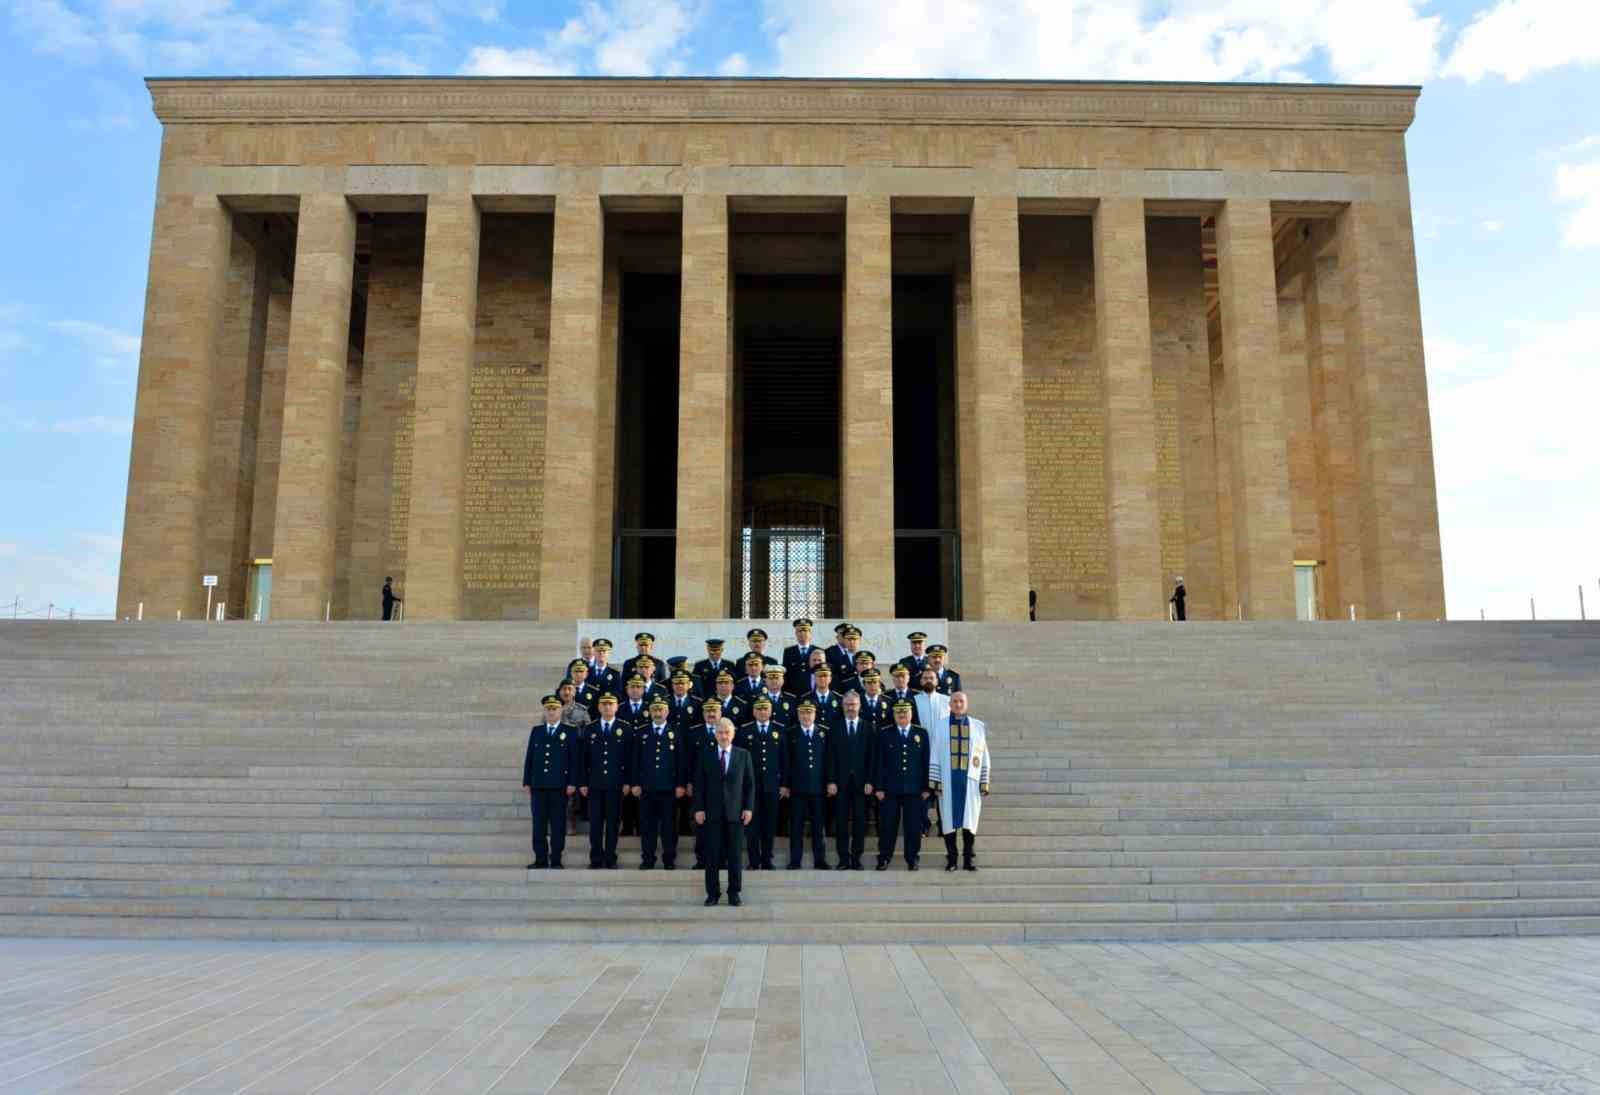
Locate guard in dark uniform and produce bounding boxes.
[885,663,915,708]
[760,665,797,723]
[858,669,892,730]
[616,674,651,837]
[588,637,622,697]
[631,696,684,869]
[665,670,701,728]
[830,692,876,870]
[522,694,578,869]
[563,660,601,715]
[735,653,768,701]
[579,693,628,868]
[873,700,931,870]
[826,623,857,680]
[801,665,845,731]
[693,638,735,696]
[623,632,668,686]
[736,695,786,870]
[785,699,831,870]
[633,657,668,703]
[782,618,818,684]
[711,672,749,726]
[898,631,930,681]
[741,627,780,670]
[687,699,726,869]
[927,645,962,695]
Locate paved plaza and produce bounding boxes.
[2,938,1599,1094]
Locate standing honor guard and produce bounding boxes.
[829,691,876,870]
[631,696,685,869]
[784,698,831,869]
[579,693,629,869]
[873,699,931,870]
[735,695,786,870]
[522,695,578,870]
[931,692,991,872]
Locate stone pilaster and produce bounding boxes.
[674,194,734,618]
[538,194,605,619]
[589,239,623,613]
[404,192,481,620]
[964,197,1031,620]
[117,188,231,621]
[1214,199,1296,619]
[270,193,356,620]
[841,194,895,616]
[1304,252,1365,617]
[1336,201,1446,619]
[953,248,984,616]
[248,290,291,566]
[1093,198,1164,619]
[1278,280,1323,567]
[203,227,271,621]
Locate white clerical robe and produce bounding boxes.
[931,717,989,835]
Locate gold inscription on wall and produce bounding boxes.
[1023,368,1108,596]
[388,376,415,558]
[1153,372,1186,578]
[464,364,544,591]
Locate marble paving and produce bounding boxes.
[2,937,1599,1095]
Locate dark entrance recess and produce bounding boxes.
[892,274,961,618]
[611,269,680,617]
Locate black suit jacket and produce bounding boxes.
[693,745,755,822]
[828,718,876,785]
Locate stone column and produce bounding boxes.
[403,192,481,620]
[962,197,1031,621]
[248,290,291,566]
[953,248,983,616]
[271,193,357,620]
[116,189,231,621]
[1093,198,1164,619]
[538,195,605,619]
[588,238,623,613]
[674,194,734,618]
[1213,198,1296,619]
[1336,201,1446,619]
[842,194,896,616]
[1278,280,1323,568]
[1304,252,1365,617]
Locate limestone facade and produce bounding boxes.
[116,77,1445,623]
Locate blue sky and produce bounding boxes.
[1,0,1595,621]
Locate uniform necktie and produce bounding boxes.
[848,720,856,736]
[720,750,728,776]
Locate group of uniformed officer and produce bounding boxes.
[524,619,964,872]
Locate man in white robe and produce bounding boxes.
[913,673,949,837]
[927,691,991,872]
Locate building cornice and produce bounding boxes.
[145,77,1419,132]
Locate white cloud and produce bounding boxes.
[461,0,698,77]
[1443,0,1600,83]
[1480,219,1503,233]
[760,0,1440,83]
[0,532,122,619]
[1555,153,1600,249]
[717,51,749,77]
[1430,316,1600,618]
[51,320,140,369]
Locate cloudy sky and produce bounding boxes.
[1,0,1595,621]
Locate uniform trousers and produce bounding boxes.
[638,791,679,866]
[788,792,828,867]
[586,788,622,867]
[529,789,568,866]
[747,791,780,868]
[834,777,869,865]
[878,792,925,865]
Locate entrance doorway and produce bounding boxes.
[1295,562,1321,621]
[248,561,272,621]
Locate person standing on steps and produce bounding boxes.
[579,693,628,869]
[1170,576,1187,621]
[829,691,876,870]
[631,696,685,870]
[522,695,577,870]
[694,718,754,906]
[914,668,950,837]
[931,691,991,873]
[784,698,831,870]
[381,576,402,621]
[873,700,931,870]
[736,695,786,871]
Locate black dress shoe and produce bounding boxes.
[788,863,803,870]
[945,859,959,872]
[728,894,743,907]
[816,862,832,871]
[692,861,706,870]
[526,862,539,870]
[964,861,978,872]
[875,860,889,871]
[639,862,654,871]
[663,862,675,871]
[907,861,919,872]
[550,862,563,870]
[851,859,864,871]
[704,895,720,906]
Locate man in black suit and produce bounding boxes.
[829,691,876,870]
[693,718,755,906]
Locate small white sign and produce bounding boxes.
[202,575,218,587]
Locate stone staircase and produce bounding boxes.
[1,620,1598,942]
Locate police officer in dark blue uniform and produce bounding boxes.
[785,698,831,870]
[873,699,931,871]
[631,696,685,869]
[898,631,930,681]
[735,653,769,701]
[760,665,797,724]
[623,632,668,687]
[736,694,786,870]
[563,660,601,715]
[522,694,578,869]
[741,627,780,671]
[782,618,818,684]
[927,644,962,695]
[579,692,629,869]
[801,665,845,732]
[587,637,622,697]
[693,638,735,696]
